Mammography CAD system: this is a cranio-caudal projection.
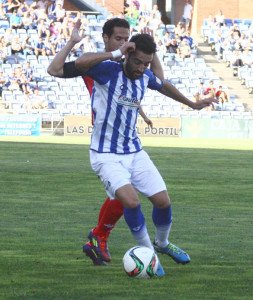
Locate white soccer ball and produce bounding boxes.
[122,246,158,278]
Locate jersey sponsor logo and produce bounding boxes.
[118,94,140,108]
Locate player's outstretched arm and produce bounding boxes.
[160,80,219,110]
[47,19,84,77]
[150,53,164,81]
[75,41,136,73]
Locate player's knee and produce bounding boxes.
[124,198,140,209]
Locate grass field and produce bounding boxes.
[0,137,252,300]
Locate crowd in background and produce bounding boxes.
[0,0,251,113]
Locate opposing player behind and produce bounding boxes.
[48,18,166,268]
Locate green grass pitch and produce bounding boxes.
[0,137,252,300]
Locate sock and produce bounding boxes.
[124,205,153,250]
[93,199,124,238]
[98,197,110,222]
[152,205,172,248]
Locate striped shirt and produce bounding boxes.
[85,60,163,154]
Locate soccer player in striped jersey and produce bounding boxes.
[49,23,218,275]
[48,18,165,267]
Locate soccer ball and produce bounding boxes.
[122,246,158,278]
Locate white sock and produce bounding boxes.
[131,225,153,250]
[155,224,172,248]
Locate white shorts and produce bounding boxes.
[89,149,167,200]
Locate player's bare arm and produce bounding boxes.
[139,106,153,128]
[150,53,164,81]
[47,19,84,77]
[160,80,219,110]
[75,41,136,73]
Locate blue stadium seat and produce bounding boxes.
[224,19,233,27]
[0,20,9,28]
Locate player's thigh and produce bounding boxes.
[131,150,167,198]
[90,150,131,198]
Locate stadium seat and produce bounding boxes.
[97,15,106,23]
[224,19,233,28]
[0,20,9,28]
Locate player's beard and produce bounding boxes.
[124,58,143,80]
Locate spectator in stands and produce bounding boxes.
[0,42,7,64]
[4,28,15,46]
[206,14,215,28]
[178,38,193,60]
[54,35,66,54]
[139,3,151,19]
[82,35,97,53]
[22,11,36,29]
[37,18,50,39]
[5,0,21,13]
[151,4,161,20]
[231,49,243,67]
[18,71,30,92]
[126,11,138,34]
[44,35,56,56]
[145,12,161,35]
[161,31,171,49]
[49,20,61,37]
[36,0,51,12]
[7,71,20,91]
[23,90,32,112]
[214,30,225,60]
[182,30,197,49]
[156,38,167,61]
[125,1,139,19]
[175,22,185,38]
[214,10,224,27]
[0,3,6,19]
[241,48,253,67]
[17,1,29,17]
[31,87,48,109]
[0,70,8,97]
[0,36,10,56]
[11,35,23,63]
[22,36,35,56]
[204,80,216,98]
[215,85,228,104]
[167,38,179,56]
[179,0,193,31]
[198,82,206,99]
[34,37,47,57]
[61,11,74,39]
[238,33,250,51]
[51,3,65,22]
[22,61,34,83]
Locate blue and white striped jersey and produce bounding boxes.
[85,60,163,154]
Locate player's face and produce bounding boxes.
[124,50,153,80]
[104,26,130,52]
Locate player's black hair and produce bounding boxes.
[102,18,130,38]
[129,34,157,54]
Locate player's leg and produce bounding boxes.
[117,184,165,276]
[86,198,124,262]
[132,150,190,265]
[150,192,191,264]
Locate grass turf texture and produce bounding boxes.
[0,137,252,300]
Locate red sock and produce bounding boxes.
[98,197,110,222]
[93,199,124,239]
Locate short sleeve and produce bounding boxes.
[146,69,164,91]
[85,61,121,85]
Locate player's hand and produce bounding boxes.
[70,19,84,44]
[143,117,153,128]
[119,42,136,55]
[191,97,219,110]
